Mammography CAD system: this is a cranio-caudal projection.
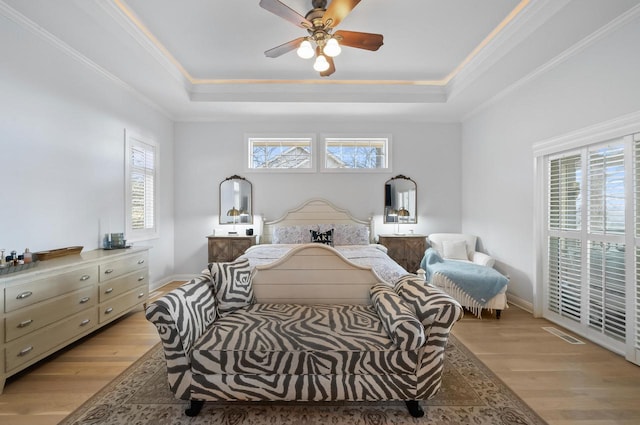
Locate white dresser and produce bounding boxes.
[0,247,149,393]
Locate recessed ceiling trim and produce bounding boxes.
[115,0,530,88]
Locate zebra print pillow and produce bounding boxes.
[394,274,443,326]
[370,283,426,350]
[208,258,255,316]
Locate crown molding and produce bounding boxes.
[464,2,640,121]
[532,110,640,157]
[447,0,568,98]
[0,0,173,119]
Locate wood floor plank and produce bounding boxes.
[1,282,640,424]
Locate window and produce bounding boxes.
[539,131,639,365]
[247,136,314,171]
[125,133,157,241]
[322,136,390,171]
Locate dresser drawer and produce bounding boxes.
[5,285,97,342]
[99,253,148,282]
[99,270,148,302]
[5,266,98,312]
[5,308,97,373]
[99,286,148,323]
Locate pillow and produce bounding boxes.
[208,258,255,316]
[273,225,314,244]
[442,240,468,260]
[370,283,426,350]
[394,275,441,327]
[310,229,334,246]
[332,223,370,245]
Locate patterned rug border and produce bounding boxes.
[60,334,549,425]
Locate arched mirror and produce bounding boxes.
[384,175,417,224]
[219,175,252,225]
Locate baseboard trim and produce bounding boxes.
[506,293,533,313]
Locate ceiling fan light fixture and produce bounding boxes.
[297,39,315,59]
[323,37,341,57]
[313,54,330,72]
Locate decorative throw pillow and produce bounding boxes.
[310,229,334,246]
[442,240,468,260]
[332,223,370,245]
[370,283,426,350]
[394,275,441,327]
[273,225,314,244]
[208,258,255,316]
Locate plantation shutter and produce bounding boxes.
[547,154,582,322]
[126,134,157,241]
[587,143,626,341]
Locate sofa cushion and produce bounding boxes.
[208,258,255,316]
[370,284,426,351]
[191,303,418,376]
[394,274,454,327]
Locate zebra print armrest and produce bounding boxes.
[145,275,218,358]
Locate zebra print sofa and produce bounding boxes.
[145,273,463,418]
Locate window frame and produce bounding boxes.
[124,131,158,242]
[320,134,392,173]
[245,134,316,173]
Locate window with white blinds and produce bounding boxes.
[543,133,639,365]
[125,134,157,241]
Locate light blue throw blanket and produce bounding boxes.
[420,248,508,305]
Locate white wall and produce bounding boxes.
[461,14,640,306]
[0,12,175,285]
[173,120,461,274]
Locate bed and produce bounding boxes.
[239,199,409,297]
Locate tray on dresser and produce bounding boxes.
[34,245,83,260]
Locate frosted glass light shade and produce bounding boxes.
[323,38,341,57]
[313,55,330,72]
[297,40,314,59]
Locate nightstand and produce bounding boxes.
[378,234,427,273]
[206,235,257,263]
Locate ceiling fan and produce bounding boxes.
[259,0,384,77]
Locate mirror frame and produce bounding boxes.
[219,175,253,225]
[383,174,417,224]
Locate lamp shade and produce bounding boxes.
[397,208,410,217]
[226,207,240,217]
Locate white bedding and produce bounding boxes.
[240,243,408,284]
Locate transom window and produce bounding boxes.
[322,137,389,171]
[247,136,314,171]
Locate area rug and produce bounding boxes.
[60,335,547,425]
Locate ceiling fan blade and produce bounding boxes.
[334,30,383,51]
[259,0,312,28]
[323,0,361,28]
[320,56,336,77]
[264,37,306,58]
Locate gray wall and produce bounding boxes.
[173,120,462,274]
[461,13,640,306]
[0,11,176,285]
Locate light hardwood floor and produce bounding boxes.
[1,282,639,425]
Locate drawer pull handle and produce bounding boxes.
[104,269,114,274]
[18,319,34,328]
[18,346,34,357]
[137,276,145,281]
[80,319,91,326]
[80,274,91,281]
[137,259,145,264]
[17,291,33,300]
[105,288,114,294]
[105,307,114,314]
[79,297,90,304]
[138,292,145,298]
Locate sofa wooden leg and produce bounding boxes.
[185,400,205,417]
[496,310,502,319]
[405,400,424,417]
